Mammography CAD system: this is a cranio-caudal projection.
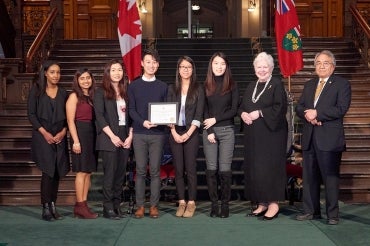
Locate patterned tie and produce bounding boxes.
[314,80,325,101]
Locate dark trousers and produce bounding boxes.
[302,136,342,219]
[101,127,130,210]
[169,126,199,201]
[40,171,60,204]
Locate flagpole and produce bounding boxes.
[188,0,192,38]
[288,76,291,92]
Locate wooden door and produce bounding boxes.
[295,0,343,37]
[89,0,118,39]
[63,0,118,39]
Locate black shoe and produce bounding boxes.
[42,203,54,221]
[114,207,127,218]
[103,209,120,220]
[220,204,229,218]
[296,213,322,221]
[327,218,339,225]
[49,202,63,220]
[263,213,279,221]
[210,203,219,218]
[247,210,267,217]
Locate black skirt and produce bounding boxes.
[71,121,98,172]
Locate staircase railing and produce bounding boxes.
[350,4,370,68]
[25,7,58,73]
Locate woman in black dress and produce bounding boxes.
[238,52,287,220]
[27,60,70,221]
[66,68,98,219]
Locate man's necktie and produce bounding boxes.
[314,80,325,101]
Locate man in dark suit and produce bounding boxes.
[295,50,351,225]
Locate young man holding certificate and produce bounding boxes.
[128,49,168,219]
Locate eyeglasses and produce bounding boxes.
[315,61,332,67]
[179,66,193,70]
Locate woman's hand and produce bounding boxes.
[207,133,217,144]
[203,118,216,130]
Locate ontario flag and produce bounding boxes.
[118,0,142,81]
[275,0,303,77]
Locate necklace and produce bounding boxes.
[251,75,272,103]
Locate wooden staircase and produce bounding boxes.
[0,37,369,205]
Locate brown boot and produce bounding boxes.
[74,201,97,219]
[135,206,145,219]
[83,201,98,218]
[149,206,159,218]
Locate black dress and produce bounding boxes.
[238,77,288,202]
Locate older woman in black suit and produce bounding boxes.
[94,59,133,220]
[167,56,204,218]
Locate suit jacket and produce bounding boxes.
[295,74,351,152]
[167,84,205,130]
[94,87,132,151]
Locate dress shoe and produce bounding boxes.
[296,213,322,221]
[263,213,279,221]
[49,202,63,220]
[210,203,219,218]
[247,209,267,217]
[220,204,229,218]
[327,218,339,225]
[135,206,145,219]
[183,203,196,218]
[42,203,54,221]
[114,207,127,218]
[103,209,120,220]
[149,206,159,218]
[176,203,187,217]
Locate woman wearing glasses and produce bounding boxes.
[167,56,204,218]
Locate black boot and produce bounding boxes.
[42,203,54,221]
[49,202,63,220]
[206,170,219,217]
[220,171,232,218]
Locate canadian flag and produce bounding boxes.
[118,0,142,82]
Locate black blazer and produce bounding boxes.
[167,84,205,130]
[295,74,351,152]
[94,87,132,151]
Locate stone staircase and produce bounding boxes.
[0,37,369,205]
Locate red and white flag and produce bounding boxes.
[118,0,142,81]
[275,0,303,77]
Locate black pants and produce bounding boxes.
[101,126,130,210]
[40,171,60,204]
[169,126,199,201]
[302,136,342,219]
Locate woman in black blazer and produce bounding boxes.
[167,56,204,218]
[27,60,69,221]
[94,59,133,220]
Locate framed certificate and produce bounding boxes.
[148,102,178,125]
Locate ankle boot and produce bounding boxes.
[220,171,232,218]
[42,203,54,221]
[84,201,98,218]
[74,201,97,219]
[206,170,219,217]
[49,202,63,220]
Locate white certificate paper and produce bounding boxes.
[148,102,178,125]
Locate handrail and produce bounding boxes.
[349,3,370,68]
[349,4,370,38]
[25,7,58,72]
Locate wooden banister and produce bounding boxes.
[25,7,58,73]
[349,4,370,68]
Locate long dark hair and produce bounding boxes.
[72,68,96,105]
[204,52,235,96]
[35,60,60,96]
[101,59,129,102]
[175,56,199,104]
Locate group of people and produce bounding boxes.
[27,49,351,225]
